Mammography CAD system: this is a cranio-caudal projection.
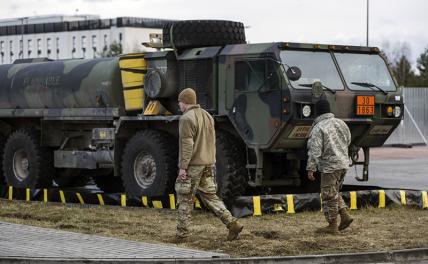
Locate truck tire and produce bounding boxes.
[215,130,247,204]
[2,129,54,188]
[163,20,246,49]
[121,130,177,197]
[0,135,5,185]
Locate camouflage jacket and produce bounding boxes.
[179,105,216,170]
[306,113,351,173]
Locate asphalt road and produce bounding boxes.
[344,146,428,190]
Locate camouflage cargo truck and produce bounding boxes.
[0,20,403,202]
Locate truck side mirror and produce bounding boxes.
[286,66,301,81]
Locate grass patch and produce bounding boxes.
[0,200,426,257]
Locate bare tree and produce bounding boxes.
[99,41,123,57]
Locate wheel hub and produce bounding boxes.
[13,149,29,181]
[133,151,157,189]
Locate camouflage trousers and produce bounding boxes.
[175,165,236,238]
[321,169,348,224]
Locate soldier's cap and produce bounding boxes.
[178,88,197,105]
[315,99,331,115]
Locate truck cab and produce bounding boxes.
[214,42,403,190]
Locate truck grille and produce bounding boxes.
[178,59,214,110]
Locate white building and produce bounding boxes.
[0,15,173,64]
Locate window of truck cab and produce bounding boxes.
[334,52,397,92]
[234,59,280,92]
[280,50,344,90]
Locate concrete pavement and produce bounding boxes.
[0,221,228,261]
[345,146,428,190]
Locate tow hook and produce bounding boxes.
[350,146,370,181]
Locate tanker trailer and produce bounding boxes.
[0,20,403,204]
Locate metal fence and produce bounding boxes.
[385,87,428,146]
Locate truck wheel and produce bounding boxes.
[121,130,177,197]
[2,129,54,188]
[163,20,246,49]
[0,135,5,185]
[215,130,247,204]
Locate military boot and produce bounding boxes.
[227,221,244,241]
[315,218,338,235]
[339,208,353,231]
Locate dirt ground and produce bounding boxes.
[0,200,426,257]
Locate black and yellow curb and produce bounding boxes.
[0,185,203,210]
[232,189,428,218]
[1,186,427,218]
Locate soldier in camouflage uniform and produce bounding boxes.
[175,88,244,242]
[306,99,353,234]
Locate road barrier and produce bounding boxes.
[0,186,427,217]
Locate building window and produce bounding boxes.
[92,35,97,49]
[19,40,23,58]
[103,34,108,51]
[72,36,76,58]
[92,35,97,58]
[9,40,13,54]
[9,40,14,62]
[56,37,60,59]
[47,38,52,57]
[27,39,32,56]
[37,39,42,57]
[0,41,4,64]
[81,36,86,50]
[119,33,122,43]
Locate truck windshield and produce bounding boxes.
[334,53,396,92]
[280,50,344,90]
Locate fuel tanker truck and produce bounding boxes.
[0,20,403,202]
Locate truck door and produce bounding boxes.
[230,58,282,147]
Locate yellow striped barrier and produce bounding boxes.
[2,187,427,216]
[152,201,163,209]
[400,190,406,205]
[59,190,66,204]
[378,190,386,208]
[169,194,176,210]
[194,198,202,209]
[253,196,262,216]
[350,191,357,210]
[76,193,85,204]
[43,189,48,203]
[97,194,105,206]
[422,191,428,209]
[142,196,148,207]
[26,188,31,202]
[8,186,13,201]
[286,194,295,214]
[120,194,126,207]
[273,204,284,212]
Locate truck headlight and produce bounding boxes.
[393,106,401,117]
[302,105,311,118]
[386,106,393,117]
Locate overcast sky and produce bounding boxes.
[1,0,427,68]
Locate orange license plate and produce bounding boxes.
[356,96,375,115]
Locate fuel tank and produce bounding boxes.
[0,57,124,109]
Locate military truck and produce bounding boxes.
[0,20,403,202]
